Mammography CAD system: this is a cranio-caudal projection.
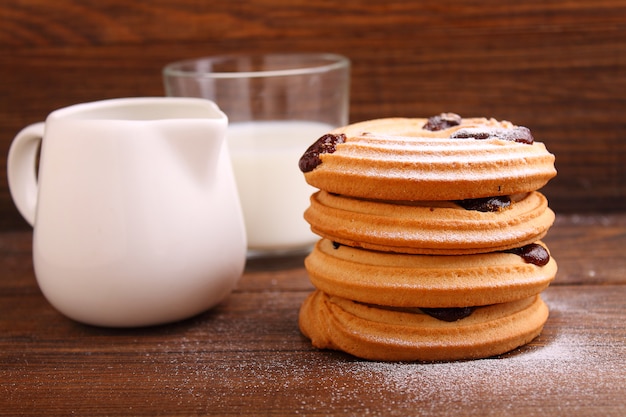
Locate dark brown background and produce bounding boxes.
[2,0,625,231]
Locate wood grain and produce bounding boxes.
[2,0,626,231]
[2,286,625,416]
[1,214,626,416]
[544,213,626,285]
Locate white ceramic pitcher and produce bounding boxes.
[7,97,247,327]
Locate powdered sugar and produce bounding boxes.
[113,289,625,416]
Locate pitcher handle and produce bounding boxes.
[7,122,45,226]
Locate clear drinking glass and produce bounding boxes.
[163,53,350,256]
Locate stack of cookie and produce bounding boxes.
[297,114,558,361]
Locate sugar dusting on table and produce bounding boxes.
[133,290,625,416]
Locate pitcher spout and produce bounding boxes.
[159,99,229,183]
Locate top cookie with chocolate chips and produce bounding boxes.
[298,114,557,201]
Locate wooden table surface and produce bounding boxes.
[1,213,625,416]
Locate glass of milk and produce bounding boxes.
[163,53,350,256]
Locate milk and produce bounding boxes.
[226,121,333,253]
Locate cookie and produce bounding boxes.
[305,190,555,255]
[299,116,557,201]
[304,239,557,308]
[299,290,549,362]
[297,114,557,362]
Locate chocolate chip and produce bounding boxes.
[298,133,346,173]
[450,126,534,144]
[452,129,491,140]
[504,243,550,266]
[423,113,462,131]
[456,196,511,212]
[421,306,477,322]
